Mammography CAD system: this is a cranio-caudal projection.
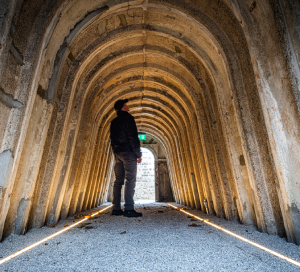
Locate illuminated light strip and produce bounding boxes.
[168,203,300,268]
[0,205,112,265]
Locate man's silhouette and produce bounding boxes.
[110,99,142,217]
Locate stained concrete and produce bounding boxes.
[0,88,23,109]
[0,150,12,187]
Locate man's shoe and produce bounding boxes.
[111,209,124,216]
[123,210,142,217]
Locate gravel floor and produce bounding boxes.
[0,202,300,272]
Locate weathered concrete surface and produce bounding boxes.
[156,161,174,202]
[276,0,300,116]
[0,0,23,83]
[0,0,300,246]
[3,94,50,238]
[0,88,23,109]
[0,150,12,187]
[223,0,300,243]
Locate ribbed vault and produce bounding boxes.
[1,0,300,245]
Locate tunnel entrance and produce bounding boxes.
[134,148,155,202]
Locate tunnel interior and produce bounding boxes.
[0,0,300,246]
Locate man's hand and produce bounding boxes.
[137,158,142,163]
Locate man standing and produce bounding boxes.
[110,99,143,217]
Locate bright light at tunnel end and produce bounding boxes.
[0,205,112,266]
[168,203,300,268]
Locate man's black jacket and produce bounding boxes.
[110,111,142,158]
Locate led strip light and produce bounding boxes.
[169,203,300,268]
[0,205,112,265]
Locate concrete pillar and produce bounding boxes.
[2,95,50,238]
[174,134,193,207]
[156,161,174,202]
[190,173,201,210]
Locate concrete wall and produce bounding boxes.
[0,0,299,245]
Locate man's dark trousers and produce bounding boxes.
[113,151,137,211]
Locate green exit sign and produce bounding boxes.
[138,133,146,140]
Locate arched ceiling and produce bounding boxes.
[37,0,253,224]
[44,1,236,155]
[1,0,299,245]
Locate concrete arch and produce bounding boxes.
[0,0,299,245]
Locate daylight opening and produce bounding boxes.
[134,148,155,202]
